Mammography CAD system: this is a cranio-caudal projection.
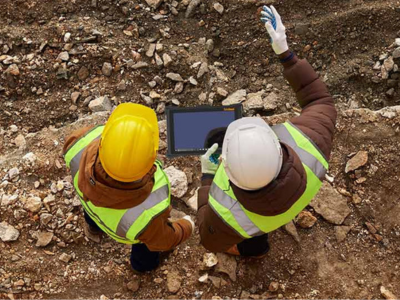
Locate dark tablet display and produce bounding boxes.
[166,105,242,157]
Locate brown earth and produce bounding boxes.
[1,0,400,299]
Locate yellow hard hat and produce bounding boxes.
[99,103,159,182]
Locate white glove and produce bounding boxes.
[261,6,289,55]
[201,143,219,175]
[183,215,195,234]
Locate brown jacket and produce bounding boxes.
[63,128,192,252]
[197,53,337,253]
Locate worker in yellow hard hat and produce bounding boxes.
[63,103,194,273]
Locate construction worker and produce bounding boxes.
[63,103,194,272]
[197,6,337,257]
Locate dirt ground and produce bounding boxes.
[1,0,400,299]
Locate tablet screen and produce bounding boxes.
[166,105,242,157]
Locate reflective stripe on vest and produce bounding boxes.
[64,126,171,244]
[208,121,328,238]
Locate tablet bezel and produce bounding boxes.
[165,104,243,157]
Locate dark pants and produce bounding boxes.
[237,233,270,257]
[84,212,160,273]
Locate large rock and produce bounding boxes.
[215,253,237,281]
[185,0,201,18]
[263,92,278,111]
[186,191,198,211]
[164,166,188,198]
[24,196,42,213]
[310,182,351,225]
[345,151,368,173]
[0,222,20,242]
[222,90,247,106]
[89,96,112,112]
[197,62,209,79]
[166,270,182,293]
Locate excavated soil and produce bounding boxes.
[1,0,400,299]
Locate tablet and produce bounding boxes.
[166,105,243,157]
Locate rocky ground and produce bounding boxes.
[1,0,400,299]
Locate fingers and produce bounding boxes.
[205,143,219,157]
[265,21,277,38]
[271,6,282,23]
[262,6,274,19]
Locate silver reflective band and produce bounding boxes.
[210,183,262,238]
[116,185,169,238]
[272,124,327,180]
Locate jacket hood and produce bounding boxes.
[231,143,307,216]
[78,139,156,209]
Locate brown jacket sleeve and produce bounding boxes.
[62,126,94,156]
[138,208,193,252]
[283,53,337,159]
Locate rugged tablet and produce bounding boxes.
[165,105,243,157]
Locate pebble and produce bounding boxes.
[381,286,397,299]
[64,32,71,42]
[393,47,400,59]
[197,62,209,78]
[345,151,368,173]
[40,213,53,226]
[0,222,20,242]
[145,0,163,9]
[164,166,188,198]
[203,253,218,268]
[167,270,182,293]
[57,51,69,61]
[284,221,300,243]
[217,87,228,97]
[166,72,184,82]
[102,62,112,76]
[334,226,351,243]
[163,53,173,67]
[89,96,112,112]
[174,82,184,94]
[7,64,20,76]
[198,274,209,283]
[189,76,198,85]
[206,39,214,52]
[296,211,317,228]
[150,91,161,99]
[71,92,81,104]
[146,43,156,58]
[148,81,157,88]
[155,53,163,67]
[14,134,26,148]
[269,282,279,292]
[172,99,180,106]
[127,279,140,292]
[35,231,54,247]
[213,2,224,14]
[117,80,126,91]
[23,152,37,165]
[77,66,90,80]
[131,62,149,69]
[24,196,42,213]
[185,0,201,18]
[59,253,72,263]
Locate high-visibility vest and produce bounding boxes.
[208,122,328,239]
[64,125,171,244]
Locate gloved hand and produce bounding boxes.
[260,6,289,55]
[201,143,219,175]
[183,215,195,234]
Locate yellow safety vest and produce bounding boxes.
[64,125,171,244]
[208,122,328,238]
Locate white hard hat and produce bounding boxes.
[222,117,283,191]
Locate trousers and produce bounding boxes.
[237,233,270,257]
[84,211,160,272]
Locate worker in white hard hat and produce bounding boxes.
[196,6,337,257]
